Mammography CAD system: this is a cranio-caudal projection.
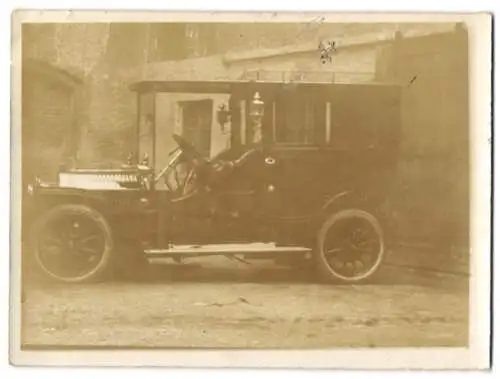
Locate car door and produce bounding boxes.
[258,90,329,218]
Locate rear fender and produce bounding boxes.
[320,189,387,221]
[319,190,390,236]
[321,191,368,214]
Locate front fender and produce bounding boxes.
[23,184,158,248]
[23,185,108,230]
[29,184,107,206]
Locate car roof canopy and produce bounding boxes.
[129,79,402,95]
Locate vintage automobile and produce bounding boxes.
[24,74,402,284]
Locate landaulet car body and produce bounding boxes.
[24,77,402,284]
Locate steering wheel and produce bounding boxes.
[172,133,207,167]
[170,133,241,193]
[167,133,214,194]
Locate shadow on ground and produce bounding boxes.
[138,262,468,288]
[24,256,469,292]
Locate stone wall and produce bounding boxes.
[229,46,379,82]
[22,23,110,76]
[375,27,469,273]
[22,23,147,170]
[194,22,399,56]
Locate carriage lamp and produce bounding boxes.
[249,92,264,120]
[216,103,231,134]
[249,92,264,144]
[140,152,150,166]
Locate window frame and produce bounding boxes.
[272,94,329,147]
[136,92,156,167]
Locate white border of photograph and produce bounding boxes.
[3,2,494,376]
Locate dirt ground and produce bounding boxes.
[20,258,469,349]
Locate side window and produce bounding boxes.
[274,94,326,145]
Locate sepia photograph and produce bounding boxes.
[9,10,492,369]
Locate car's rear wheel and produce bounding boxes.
[30,204,114,283]
[315,209,385,284]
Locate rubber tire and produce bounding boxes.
[315,209,385,284]
[30,203,114,284]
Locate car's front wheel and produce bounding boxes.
[30,204,114,283]
[315,209,385,284]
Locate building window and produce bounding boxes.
[274,94,326,145]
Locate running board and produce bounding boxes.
[144,243,312,257]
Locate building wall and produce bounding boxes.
[22,23,111,75]
[187,22,399,57]
[23,24,128,173]
[375,27,469,268]
[232,46,379,82]
[22,65,77,183]
[21,23,191,175]
[22,23,108,182]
